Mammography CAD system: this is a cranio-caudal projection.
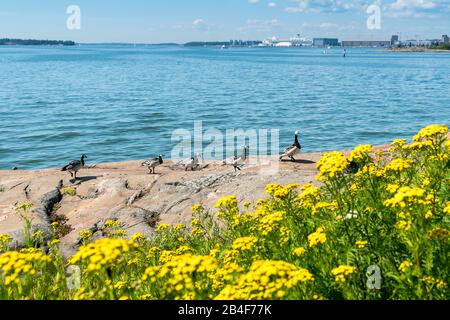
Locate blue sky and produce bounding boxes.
[1,0,449,43]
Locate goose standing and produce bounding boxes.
[142,154,164,174]
[61,154,87,180]
[230,145,250,172]
[280,131,302,162]
[183,152,201,171]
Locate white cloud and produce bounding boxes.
[390,0,436,10]
[192,18,204,26]
[319,22,339,28]
[285,0,365,14]
[268,2,277,7]
[248,0,260,4]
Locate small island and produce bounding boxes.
[0,38,76,46]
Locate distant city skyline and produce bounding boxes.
[1,0,449,43]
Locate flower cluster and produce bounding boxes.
[231,237,258,251]
[0,251,51,285]
[216,260,313,300]
[143,254,218,299]
[331,265,357,282]
[307,227,327,248]
[348,144,372,162]
[68,238,136,273]
[265,184,298,199]
[316,151,349,181]
[413,124,448,142]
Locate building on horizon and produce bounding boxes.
[391,35,400,46]
[313,38,339,47]
[341,40,391,47]
[443,35,449,44]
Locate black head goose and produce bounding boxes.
[184,152,201,171]
[142,154,164,174]
[280,131,301,162]
[61,154,87,180]
[232,145,250,172]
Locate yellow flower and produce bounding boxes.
[316,152,349,181]
[308,227,327,248]
[257,211,285,236]
[60,186,77,196]
[425,210,433,219]
[391,139,407,148]
[384,186,426,208]
[130,233,146,243]
[191,203,203,211]
[444,202,450,215]
[355,240,368,249]
[215,260,313,300]
[399,260,413,273]
[156,223,170,233]
[396,220,412,231]
[232,237,258,251]
[174,224,186,232]
[293,247,307,257]
[413,124,448,142]
[428,228,450,241]
[0,251,51,286]
[349,144,372,162]
[143,254,218,300]
[384,158,412,173]
[214,195,238,208]
[266,184,298,199]
[15,202,33,212]
[331,265,357,282]
[191,228,205,236]
[68,238,136,273]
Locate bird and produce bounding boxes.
[280,131,302,162]
[231,146,250,172]
[61,154,87,180]
[183,152,201,171]
[142,154,164,174]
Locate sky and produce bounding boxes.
[0,0,449,43]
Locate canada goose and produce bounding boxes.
[280,131,301,162]
[183,152,201,171]
[231,145,250,172]
[142,154,164,174]
[61,154,87,180]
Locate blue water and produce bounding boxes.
[0,44,449,169]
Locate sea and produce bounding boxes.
[0,44,449,169]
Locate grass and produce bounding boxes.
[0,124,449,300]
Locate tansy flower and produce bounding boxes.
[316,152,349,181]
[384,158,412,173]
[355,240,368,249]
[232,236,258,251]
[293,247,307,257]
[214,196,237,208]
[413,124,448,142]
[349,144,372,162]
[331,265,357,282]
[307,227,327,248]
[399,260,413,273]
[156,223,170,233]
[191,204,203,212]
[444,202,450,215]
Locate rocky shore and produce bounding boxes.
[0,147,387,257]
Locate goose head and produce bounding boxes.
[295,131,299,136]
[81,154,88,160]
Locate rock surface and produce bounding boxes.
[0,148,387,256]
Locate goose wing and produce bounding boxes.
[62,160,81,171]
[283,145,297,154]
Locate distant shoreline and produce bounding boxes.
[370,48,450,53]
[0,38,76,46]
